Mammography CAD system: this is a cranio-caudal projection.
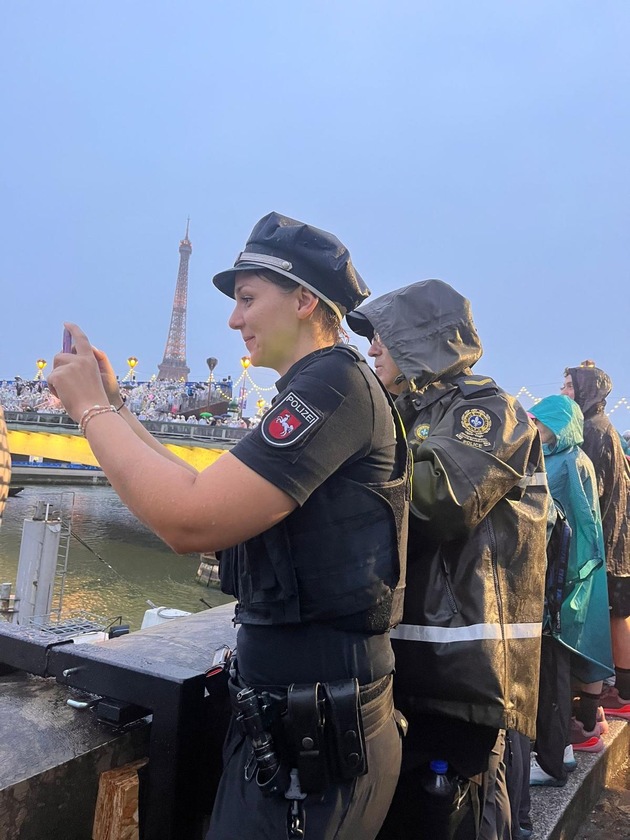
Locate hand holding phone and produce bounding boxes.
[62,327,73,354]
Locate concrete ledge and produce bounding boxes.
[529,718,629,839]
[0,672,150,840]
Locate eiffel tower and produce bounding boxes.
[157,221,192,381]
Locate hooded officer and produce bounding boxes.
[348,279,548,840]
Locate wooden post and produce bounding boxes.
[93,759,148,840]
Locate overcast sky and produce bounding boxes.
[1,1,629,427]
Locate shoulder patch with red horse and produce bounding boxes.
[260,392,323,447]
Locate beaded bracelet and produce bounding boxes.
[79,404,116,435]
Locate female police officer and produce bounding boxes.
[49,212,409,840]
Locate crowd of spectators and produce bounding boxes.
[0,377,263,428]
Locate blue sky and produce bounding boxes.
[1,1,629,427]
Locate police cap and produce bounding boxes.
[212,211,369,320]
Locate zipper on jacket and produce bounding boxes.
[440,551,459,614]
[486,515,510,700]
[486,516,504,628]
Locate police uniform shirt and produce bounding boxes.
[228,345,399,687]
[232,345,398,501]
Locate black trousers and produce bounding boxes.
[534,635,571,782]
[206,680,402,840]
[478,730,511,840]
[377,724,509,840]
[505,730,532,835]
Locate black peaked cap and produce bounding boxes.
[212,212,370,317]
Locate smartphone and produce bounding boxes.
[62,327,72,354]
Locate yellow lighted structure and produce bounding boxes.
[7,427,226,471]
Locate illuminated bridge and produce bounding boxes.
[5,411,246,473]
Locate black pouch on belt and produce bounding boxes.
[322,678,367,780]
[287,682,329,794]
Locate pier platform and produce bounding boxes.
[529,717,629,839]
[0,603,237,840]
[1,601,627,839]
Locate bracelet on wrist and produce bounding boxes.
[79,404,117,435]
[114,393,127,412]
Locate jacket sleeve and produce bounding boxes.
[569,459,606,577]
[410,394,537,542]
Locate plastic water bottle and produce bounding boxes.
[417,759,463,839]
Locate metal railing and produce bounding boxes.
[5,411,250,443]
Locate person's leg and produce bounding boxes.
[478,729,511,840]
[209,692,402,840]
[611,615,630,677]
[377,716,481,840]
[505,730,530,837]
[533,636,571,781]
[575,681,604,732]
[601,579,630,717]
[504,729,529,837]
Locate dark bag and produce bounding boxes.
[545,504,572,634]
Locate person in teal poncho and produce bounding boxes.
[529,395,613,783]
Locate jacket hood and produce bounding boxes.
[346,279,483,389]
[529,394,584,454]
[567,365,612,417]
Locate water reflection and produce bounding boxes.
[0,484,233,630]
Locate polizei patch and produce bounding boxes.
[261,392,322,446]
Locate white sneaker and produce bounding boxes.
[563,744,577,771]
[529,752,566,786]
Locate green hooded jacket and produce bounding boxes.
[530,394,614,683]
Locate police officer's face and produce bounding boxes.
[560,375,574,400]
[368,333,405,395]
[229,273,301,373]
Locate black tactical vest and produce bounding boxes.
[219,358,409,634]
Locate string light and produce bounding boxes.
[608,397,630,417]
[514,387,629,418]
[514,387,542,404]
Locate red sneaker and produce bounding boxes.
[569,717,605,753]
[599,685,630,721]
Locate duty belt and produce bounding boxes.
[228,669,392,796]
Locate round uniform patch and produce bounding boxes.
[260,391,322,447]
[414,423,430,442]
[460,408,492,436]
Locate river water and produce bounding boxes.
[0,483,233,631]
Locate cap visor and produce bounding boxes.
[212,263,268,298]
[345,310,374,339]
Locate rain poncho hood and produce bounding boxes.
[566,365,612,418]
[565,365,630,577]
[347,279,482,390]
[530,394,584,454]
[530,395,613,683]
